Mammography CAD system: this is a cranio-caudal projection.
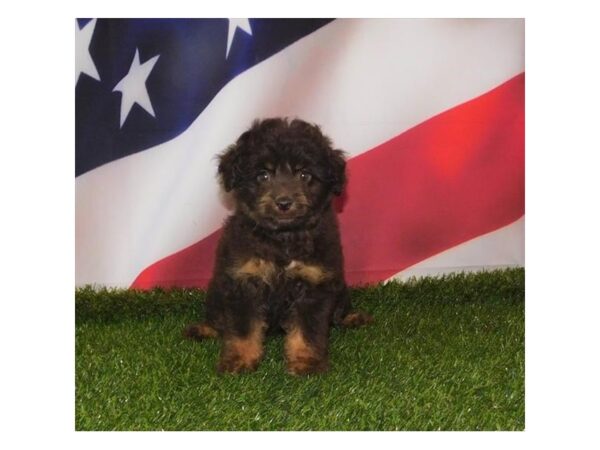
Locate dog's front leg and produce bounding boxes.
[216,274,269,374]
[284,290,333,376]
[218,319,267,374]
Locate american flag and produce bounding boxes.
[75,18,524,289]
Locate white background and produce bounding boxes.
[1,0,599,448]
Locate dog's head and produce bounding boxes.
[218,118,346,231]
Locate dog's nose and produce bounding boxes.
[275,197,293,211]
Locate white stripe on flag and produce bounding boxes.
[76,19,524,287]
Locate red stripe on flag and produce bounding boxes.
[338,73,525,284]
[132,229,222,289]
[131,73,524,289]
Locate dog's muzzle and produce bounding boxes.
[274,196,293,211]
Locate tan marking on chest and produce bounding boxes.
[285,260,330,284]
[231,258,276,284]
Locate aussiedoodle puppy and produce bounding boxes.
[184,117,373,375]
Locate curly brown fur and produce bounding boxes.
[185,118,373,375]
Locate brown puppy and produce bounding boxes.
[185,118,372,375]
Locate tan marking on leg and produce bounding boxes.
[284,326,328,375]
[218,321,266,374]
[230,258,276,284]
[285,260,330,284]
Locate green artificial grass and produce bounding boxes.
[75,268,524,431]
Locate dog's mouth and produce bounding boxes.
[261,206,311,230]
[275,216,296,223]
[263,211,307,229]
[236,196,313,231]
[255,198,309,225]
[272,216,299,225]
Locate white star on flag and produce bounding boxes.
[112,48,160,128]
[226,18,252,59]
[76,19,100,84]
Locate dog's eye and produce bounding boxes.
[256,171,270,182]
[299,170,312,182]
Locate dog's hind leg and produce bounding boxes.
[338,310,374,328]
[183,281,224,341]
[332,287,374,328]
[183,322,219,341]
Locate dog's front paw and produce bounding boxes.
[287,356,329,376]
[217,353,260,374]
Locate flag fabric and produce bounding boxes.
[75,18,524,289]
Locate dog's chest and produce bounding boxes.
[267,229,315,262]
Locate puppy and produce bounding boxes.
[185,118,372,375]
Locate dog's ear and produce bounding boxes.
[292,119,346,195]
[218,139,245,192]
[218,122,263,191]
[326,147,347,196]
